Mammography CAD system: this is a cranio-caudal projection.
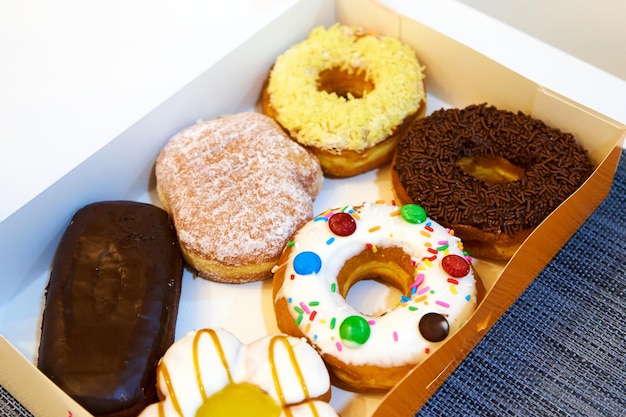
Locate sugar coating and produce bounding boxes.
[155,112,323,269]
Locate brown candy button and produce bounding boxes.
[418,312,450,342]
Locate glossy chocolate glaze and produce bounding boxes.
[37,201,183,417]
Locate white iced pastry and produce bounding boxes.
[273,202,478,391]
[138,328,337,417]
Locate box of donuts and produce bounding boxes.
[1,0,624,416]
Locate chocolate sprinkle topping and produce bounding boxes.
[394,104,594,236]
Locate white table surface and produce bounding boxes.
[1,0,625,223]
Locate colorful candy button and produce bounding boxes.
[293,251,322,275]
[400,204,427,224]
[339,315,370,345]
[418,313,449,342]
[441,254,470,278]
[328,212,357,236]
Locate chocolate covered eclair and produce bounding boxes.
[38,201,183,417]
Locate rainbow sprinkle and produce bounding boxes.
[300,302,310,314]
[418,286,430,295]
[414,295,427,303]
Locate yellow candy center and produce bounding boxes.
[195,382,281,417]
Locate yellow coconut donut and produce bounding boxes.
[272,202,481,393]
[262,24,426,178]
[138,328,338,417]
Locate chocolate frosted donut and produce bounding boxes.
[38,201,183,417]
[391,103,594,259]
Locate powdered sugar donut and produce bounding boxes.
[155,112,323,283]
[272,202,479,392]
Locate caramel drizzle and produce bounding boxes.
[157,331,324,416]
[195,329,234,400]
[156,364,182,417]
[157,329,233,417]
[269,335,320,417]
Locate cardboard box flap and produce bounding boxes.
[397,11,537,112]
[532,87,626,164]
[0,337,92,417]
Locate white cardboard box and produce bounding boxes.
[0,0,624,416]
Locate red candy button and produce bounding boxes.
[328,212,357,236]
[441,254,470,278]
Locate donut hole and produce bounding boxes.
[455,155,525,185]
[345,279,404,316]
[317,67,375,99]
[337,247,414,316]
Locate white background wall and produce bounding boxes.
[456,0,626,81]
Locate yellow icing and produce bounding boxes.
[195,382,281,417]
[267,24,425,152]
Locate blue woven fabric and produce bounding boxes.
[416,149,626,417]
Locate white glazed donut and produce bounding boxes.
[272,201,479,392]
[138,328,338,417]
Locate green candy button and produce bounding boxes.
[339,315,371,345]
[400,204,427,224]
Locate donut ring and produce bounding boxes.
[392,104,595,259]
[272,202,480,392]
[262,24,426,178]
